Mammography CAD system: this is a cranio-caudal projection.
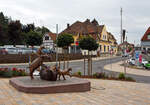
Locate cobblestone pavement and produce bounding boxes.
[0,78,150,105]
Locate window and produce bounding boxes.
[104,45,106,52]
[148,35,150,39]
[103,35,107,40]
[103,35,105,40]
[45,36,49,40]
[99,45,101,51]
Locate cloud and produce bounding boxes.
[0,0,149,45]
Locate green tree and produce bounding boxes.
[56,33,74,69]
[41,26,50,34]
[79,36,98,51]
[8,20,22,45]
[0,12,9,45]
[57,34,74,49]
[35,26,50,36]
[79,36,98,75]
[25,31,42,46]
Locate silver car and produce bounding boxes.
[5,48,18,54]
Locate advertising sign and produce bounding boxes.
[139,54,142,63]
[135,52,139,59]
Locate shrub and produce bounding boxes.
[2,68,13,77]
[93,72,106,78]
[118,73,125,79]
[108,72,117,79]
[93,72,98,78]
[0,67,28,77]
[12,70,20,76]
[0,68,5,75]
[125,77,134,81]
[77,71,82,76]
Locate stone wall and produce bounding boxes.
[0,53,111,63]
[0,54,87,63]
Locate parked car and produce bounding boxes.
[122,52,129,57]
[5,48,18,54]
[127,58,135,65]
[42,49,56,54]
[144,62,150,70]
[17,48,38,54]
[141,59,148,67]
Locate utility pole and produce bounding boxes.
[56,24,58,68]
[120,8,126,75]
[120,8,123,44]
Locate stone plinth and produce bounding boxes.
[9,76,90,94]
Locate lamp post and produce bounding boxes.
[56,24,58,68]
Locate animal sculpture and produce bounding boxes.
[29,46,51,79]
[57,68,72,80]
[40,64,58,81]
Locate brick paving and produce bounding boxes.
[0,78,150,105]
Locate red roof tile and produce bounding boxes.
[141,27,150,41]
[48,32,56,41]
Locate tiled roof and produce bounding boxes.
[60,19,104,36]
[141,27,150,41]
[60,19,117,44]
[108,32,116,41]
[48,32,56,41]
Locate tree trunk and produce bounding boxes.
[90,54,92,76]
[67,53,69,69]
[88,50,91,76]
[63,49,65,70]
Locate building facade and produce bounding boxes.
[60,19,118,55]
[141,27,150,51]
[42,32,56,50]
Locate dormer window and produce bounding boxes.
[148,35,150,39]
[45,36,49,40]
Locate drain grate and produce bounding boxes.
[91,86,105,90]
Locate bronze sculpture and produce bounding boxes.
[28,46,72,81]
[57,68,72,80]
[40,64,58,81]
[29,46,48,79]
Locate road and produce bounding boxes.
[0,56,150,84]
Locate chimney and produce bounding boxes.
[67,23,70,29]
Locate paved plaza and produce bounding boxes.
[0,78,150,105]
[0,57,150,105]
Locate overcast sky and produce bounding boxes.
[0,0,150,45]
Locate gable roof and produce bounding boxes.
[60,19,104,36]
[141,27,150,41]
[47,32,56,41]
[108,32,116,41]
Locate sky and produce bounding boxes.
[0,0,150,45]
